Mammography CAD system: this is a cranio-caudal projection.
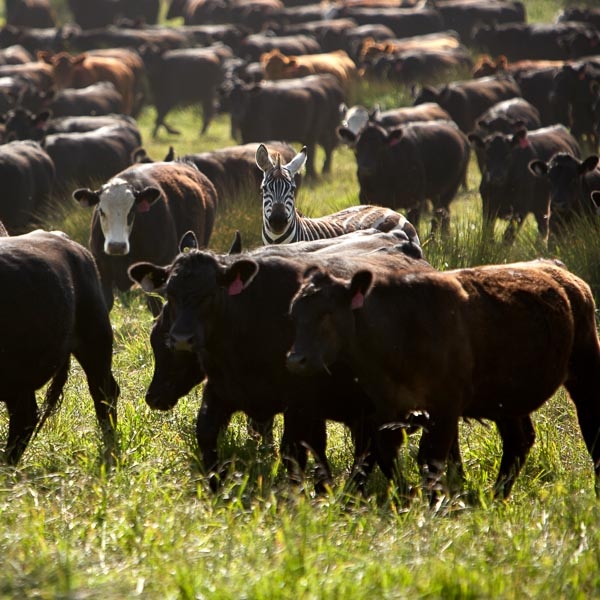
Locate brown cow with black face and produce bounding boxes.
[287,258,600,500]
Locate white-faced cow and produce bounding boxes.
[73,161,218,314]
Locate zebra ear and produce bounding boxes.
[284,146,307,176]
[256,144,275,172]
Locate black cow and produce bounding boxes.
[469,125,581,242]
[228,74,344,178]
[141,45,226,138]
[338,120,470,234]
[0,230,119,465]
[73,161,218,314]
[529,153,600,234]
[67,0,160,29]
[0,139,54,233]
[128,229,430,492]
[239,33,321,62]
[6,0,55,29]
[286,258,600,500]
[414,75,522,134]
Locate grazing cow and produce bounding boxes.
[260,49,358,89]
[338,120,470,233]
[44,123,141,190]
[0,230,119,465]
[38,51,136,115]
[128,229,429,491]
[0,140,54,233]
[228,74,344,178]
[469,125,581,243]
[239,33,321,62]
[339,102,452,138]
[6,0,55,29]
[413,75,522,134]
[73,161,218,313]
[256,143,420,246]
[286,259,600,499]
[141,45,225,138]
[529,153,600,234]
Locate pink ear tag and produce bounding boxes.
[351,290,364,309]
[389,137,401,147]
[518,136,529,149]
[137,199,151,213]
[228,273,244,296]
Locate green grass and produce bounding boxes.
[3,2,600,596]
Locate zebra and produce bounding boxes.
[255,143,421,247]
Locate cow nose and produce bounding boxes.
[168,332,195,352]
[286,351,307,374]
[106,241,128,255]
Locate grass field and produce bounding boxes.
[3,1,600,598]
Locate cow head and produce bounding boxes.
[347,122,397,178]
[286,267,373,375]
[73,177,162,256]
[1,108,50,142]
[338,103,370,140]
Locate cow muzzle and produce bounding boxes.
[168,332,196,353]
[105,241,129,256]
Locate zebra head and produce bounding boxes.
[256,144,307,243]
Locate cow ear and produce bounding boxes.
[388,128,403,146]
[37,50,52,64]
[73,188,100,207]
[339,102,348,117]
[580,155,599,174]
[467,133,485,148]
[228,230,242,254]
[135,186,161,212]
[164,146,175,161]
[528,159,548,177]
[591,191,600,214]
[348,270,373,310]
[256,143,274,172]
[337,126,357,145]
[128,262,169,292]
[284,146,307,176]
[73,54,86,65]
[179,231,198,253]
[221,260,259,296]
[512,128,529,149]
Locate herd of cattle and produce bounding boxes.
[2,0,600,500]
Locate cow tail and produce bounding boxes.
[32,358,70,442]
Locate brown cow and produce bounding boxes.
[38,51,136,115]
[287,259,600,500]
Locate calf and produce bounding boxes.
[73,161,218,314]
[128,229,430,491]
[0,230,119,465]
[287,259,600,499]
[529,153,600,234]
[469,125,581,243]
[338,120,470,234]
[0,139,54,233]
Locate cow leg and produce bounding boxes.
[247,416,274,446]
[4,392,38,466]
[74,340,119,468]
[502,215,524,244]
[304,143,317,179]
[533,211,549,245]
[153,107,180,137]
[321,140,336,175]
[195,386,232,491]
[200,96,215,135]
[493,416,536,499]
[347,418,378,493]
[406,206,421,229]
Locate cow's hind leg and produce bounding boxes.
[493,416,536,499]
[200,96,216,135]
[4,391,38,465]
[153,107,180,137]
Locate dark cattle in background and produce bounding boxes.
[0,139,54,233]
[0,44,33,65]
[228,74,344,178]
[1,109,141,143]
[0,230,119,466]
[67,0,160,29]
[435,0,526,44]
[0,24,70,55]
[286,259,600,499]
[6,0,55,29]
[529,153,600,233]
[339,101,452,138]
[128,229,430,491]
[0,61,54,95]
[172,0,282,29]
[282,19,358,53]
[141,45,226,138]
[30,81,126,117]
[557,7,600,29]
[239,33,321,62]
[413,75,521,134]
[338,120,470,233]
[44,123,141,190]
[472,21,596,62]
[73,161,218,313]
[469,124,581,242]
